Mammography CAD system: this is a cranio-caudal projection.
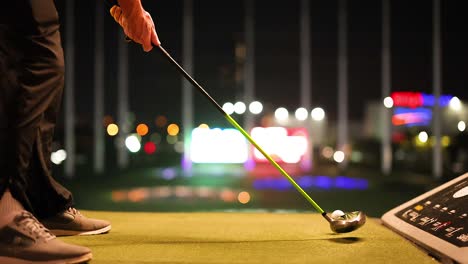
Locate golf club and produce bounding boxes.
[156,45,366,233]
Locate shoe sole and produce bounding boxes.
[0,252,92,264]
[51,225,111,237]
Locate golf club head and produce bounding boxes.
[323,211,366,233]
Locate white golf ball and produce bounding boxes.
[331,210,345,219]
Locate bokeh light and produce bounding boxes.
[321,146,334,159]
[174,141,184,153]
[150,133,162,144]
[441,136,450,147]
[295,107,309,121]
[333,151,345,163]
[418,131,428,143]
[198,123,209,129]
[125,134,141,153]
[222,102,235,115]
[449,97,462,111]
[274,107,289,121]
[234,102,246,114]
[383,97,394,108]
[237,191,251,204]
[458,121,466,132]
[167,124,180,136]
[51,149,67,165]
[102,115,114,127]
[107,123,119,136]
[144,142,157,154]
[136,123,149,136]
[311,107,325,121]
[167,135,178,144]
[155,115,168,128]
[220,189,236,202]
[249,101,263,114]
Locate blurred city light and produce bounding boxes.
[136,123,149,136]
[150,132,162,144]
[237,191,251,204]
[167,123,180,136]
[458,121,466,132]
[174,141,184,153]
[449,97,462,111]
[106,123,119,136]
[222,102,235,115]
[128,188,149,202]
[392,107,432,126]
[249,101,263,114]
[234,102,246,114]
[111,186,252,204]
[161,167,177,180]
[383,96,394,108]
[351,151,363,162]
[311,107,325,121]
[144,142,157,154]
[155,115,167,128]
[274,107,289,121]
[220,189,237,202]
[102,115,114,127]
[391,92,452,108]
[51,149,67,165]
[125,134,141,153]
[333,151,345,163]
[166,135,178,144]
[321,146,334,159]
[253,175,368,191]
[295,107,308,121]
[198,123,209,129]
[190,127,248,163]
[251,127,308,164]
[441,136,450,147]
[418,131,429,143]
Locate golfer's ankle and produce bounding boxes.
[0,189,24,219]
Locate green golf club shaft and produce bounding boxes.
[158,45,325,214]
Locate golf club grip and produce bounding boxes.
[157,45,325,214]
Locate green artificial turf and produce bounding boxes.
[62,211,437,264]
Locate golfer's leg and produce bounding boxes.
[7,0,74,219]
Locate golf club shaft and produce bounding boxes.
[157,45,325,214]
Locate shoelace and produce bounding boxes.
[66,207,82,216]
[15,211,55,241]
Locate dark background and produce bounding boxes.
[54,0,468,126]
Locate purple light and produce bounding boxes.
[393,107,432,126]
[313,176,333,189]
[421,94,453,107]
[252,175,369,191]
[335,176,369,190]
[162,168,177,180]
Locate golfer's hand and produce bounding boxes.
[110,5,160,51]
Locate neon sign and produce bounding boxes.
[250,127,309,164]
[190,128,248,163]
[391,92,452,108]
[392,107,432,126]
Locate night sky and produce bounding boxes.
[55,0,468,127]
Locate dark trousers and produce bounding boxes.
[0,0,73,219]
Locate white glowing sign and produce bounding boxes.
[190,128,248,163]
[250,127,309,164]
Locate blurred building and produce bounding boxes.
[363,92,468,175]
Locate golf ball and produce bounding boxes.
[331,210,345,219]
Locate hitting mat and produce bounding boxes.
[62,211,436,264]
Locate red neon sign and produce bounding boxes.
[391,92,423,108]
[250,127,309,164]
